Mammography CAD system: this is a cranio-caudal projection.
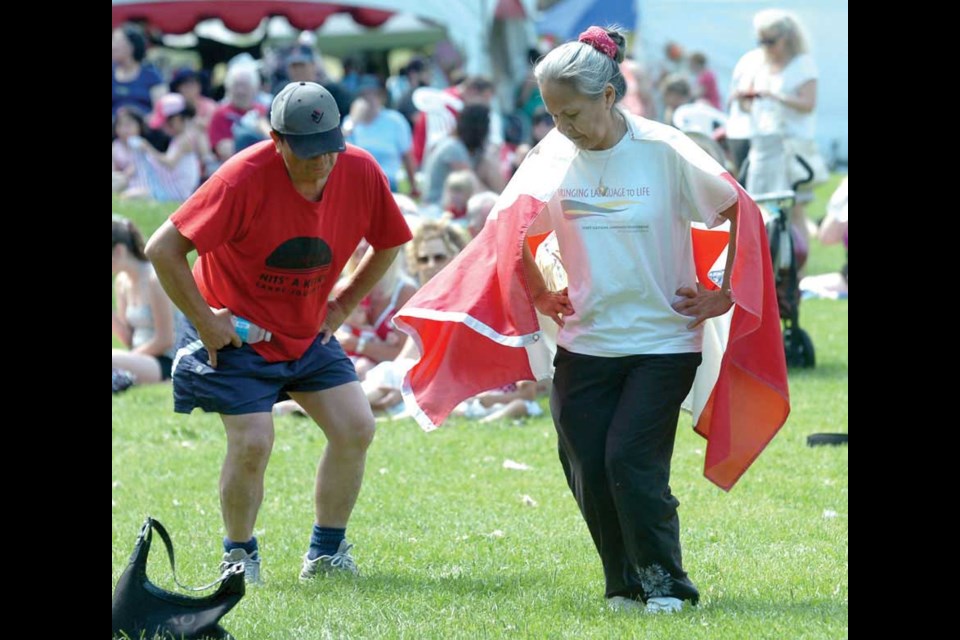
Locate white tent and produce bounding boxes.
[113,0,537,76]
[347,0,537,79]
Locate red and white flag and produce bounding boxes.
[394,128,789,491]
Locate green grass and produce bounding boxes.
[112,179,847,639]
[113,194,178,240]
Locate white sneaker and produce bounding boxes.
[607,596,645,612]
[646,596,683,613]
[219,548,262,585]
[299,540,358,580]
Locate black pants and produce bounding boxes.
[551,348,702,603]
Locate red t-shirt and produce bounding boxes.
[171,141,412,362]
[208,102,268,150]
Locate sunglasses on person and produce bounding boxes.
[417,253,450,264]
[758,36,780,46]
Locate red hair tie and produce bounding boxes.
[578,27,618,60]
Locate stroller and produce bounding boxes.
[741,151,817,368]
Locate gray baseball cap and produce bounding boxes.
[270,81,345,159]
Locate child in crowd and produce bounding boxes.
[112,106,149,197]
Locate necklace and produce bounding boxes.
[595,152,614,197]
[589,111,628,197]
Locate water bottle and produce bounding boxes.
[231,315,272,343]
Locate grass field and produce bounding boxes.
[112,175,847,639]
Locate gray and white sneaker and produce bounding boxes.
[299,540,358,580]
[220,548,262,585]
[646,596,683,613]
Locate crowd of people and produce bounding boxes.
[114,11,834,240]
[112,8,844,619]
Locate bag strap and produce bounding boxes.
[147,517,245,592]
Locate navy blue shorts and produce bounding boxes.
[172,320,358,415]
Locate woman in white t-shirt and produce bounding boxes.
[724,47,765,176]
[741,9,824,251]
[525,26,740,615]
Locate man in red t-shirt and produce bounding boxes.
[146,82,412,584]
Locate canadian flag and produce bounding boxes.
[394,127,789,491]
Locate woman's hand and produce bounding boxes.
[672,284,733,330]
[534,287,575,327]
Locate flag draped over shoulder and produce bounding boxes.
[688,176,791,489]
[392,138,573,429]
[394,126,790,491]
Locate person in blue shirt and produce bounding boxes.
[342,77,419,196]
[112,24,164,117]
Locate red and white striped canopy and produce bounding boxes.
[111,1,393,34]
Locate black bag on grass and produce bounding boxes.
[112,517,245,639]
